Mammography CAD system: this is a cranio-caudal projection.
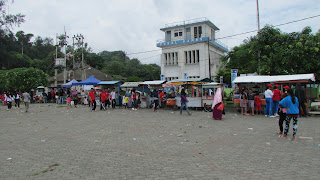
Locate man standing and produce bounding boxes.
[264,84,274,117]
[272,84,281,116]
[89,88,96,111]
[110,89,116,109]
[22,90,31,112]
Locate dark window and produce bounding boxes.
[174,32,178,37]
[179,32,182,36]
[198,26,202,38]
[194,27,198,38]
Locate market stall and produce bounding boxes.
[168,78,212,108]
[139,80,166,108]
[232,73,316,109]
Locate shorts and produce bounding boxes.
[248,100,254,108]
[255,105,261,110]
[240,99,247,108]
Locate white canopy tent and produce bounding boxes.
[233,74,316,84]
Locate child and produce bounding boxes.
[254,93,262,115]
[67,96,72,108]
[124,95,129,109]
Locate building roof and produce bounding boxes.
[98,81,121,85]
[233,74,316,83]
[160,18,219,31]
[120,82,143,88]
[139,80,166,85]
[50,65,112,83]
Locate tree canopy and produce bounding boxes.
[216,25,320,85]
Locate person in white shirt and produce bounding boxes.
[15,92,21,108]
[110,89,116,109]
[264,84,274,117]
[6,92,14,110]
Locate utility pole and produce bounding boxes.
[207,37,211,81]
[63,27,68,84]
[257,0,261,75]
[74,34,85,80]
[54,33,58,87]
[72,35,75,69]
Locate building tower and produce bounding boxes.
[157,18,228,81]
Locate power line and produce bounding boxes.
[127,49,161,55]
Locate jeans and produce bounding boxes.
[59,96,64,104]
[265,98,273,116]
[273,100,279,115]
[180,102,190,114]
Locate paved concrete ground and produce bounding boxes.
[0,103,319,180]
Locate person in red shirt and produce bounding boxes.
[254,93,262,115]
[272,84,281,116]
[89,88,96,111]
[100,89,107,110]
[159,90,165,108]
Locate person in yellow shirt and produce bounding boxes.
[124,95,129,109]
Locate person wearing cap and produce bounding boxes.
[272,84,281,116]
[277,86,290,135]
[264,84,274,117]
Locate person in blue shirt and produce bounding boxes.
[279,88,299,140]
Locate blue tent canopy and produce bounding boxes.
[61,79,78,88]
[73,75,101,85]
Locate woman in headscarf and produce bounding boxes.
[212,88,223,120]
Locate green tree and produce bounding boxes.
[219,25,320,86]
[0,67,49,91]
[0,0,25,32]
[126,76,142,82]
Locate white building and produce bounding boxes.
[157,18,228,81]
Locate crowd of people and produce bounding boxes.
[1,83,309,140]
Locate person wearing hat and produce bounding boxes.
[277,86,290,135]
[272,84,281,116]
[264,84,274,117]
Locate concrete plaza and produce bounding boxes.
[0,104,319,180]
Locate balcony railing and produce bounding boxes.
[164,17,209,28]
[156,34,228,51]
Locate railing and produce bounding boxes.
[164,17,209,28]
[156,34,228,50]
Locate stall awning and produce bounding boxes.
[73,75,101,85]
[233,74,316,83]
[61,79,78,88]
[98,81,120,85]
[139,80,166,85]
[169,78,211,83]
[120,82,142,88]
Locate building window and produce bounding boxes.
[164,52,179,66]
[184,50,200,64]
[194,26,202,38]
[174,29,183,37]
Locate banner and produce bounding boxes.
[231,69,238,88]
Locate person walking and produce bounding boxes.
[89,88,96,111]
[295,83,308,117]
[279,88,300,140]
[6,92,14,110]
[264,84,275,117]
[180,88,191,115]
[22,90,31,112]
[212,88,223,120]
[272,84,281,116]
[100,89,107,110]
[14,92,21,108]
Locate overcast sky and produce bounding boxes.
[7,0,320,65]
